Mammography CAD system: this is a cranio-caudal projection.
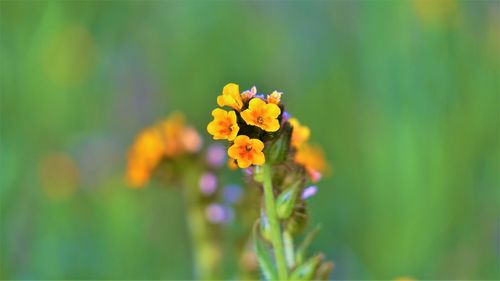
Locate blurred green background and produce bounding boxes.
[1,0,498,279]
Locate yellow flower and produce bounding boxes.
[126,128,165,187]
[228,135,265,168]
[217,83,243,111]
[267,91,282,104]
[160,113,186,157]
[241,98,281,132]
[289,118,310,148]
[207,108,240,141]
[294,143,326,182]
[126,112,202,188]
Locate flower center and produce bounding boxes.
[245,145,253,152]
[257,116,264,124]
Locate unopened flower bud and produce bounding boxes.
[301,185,318,200]
[276,185,300,219]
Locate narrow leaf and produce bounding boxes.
[295,225,321,265]
[253,220,278,281]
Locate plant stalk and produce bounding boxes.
[182,167,219,280]
[261,163,288,280]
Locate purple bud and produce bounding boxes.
[255,94,265,100]
[205,204,234,224]
[199,172,217,195]
[223,184,243,204]
[301,185,318,200]
[206,144,226,167]
[243,167,254,177]
[282,111,291,123]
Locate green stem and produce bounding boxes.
[183,168,219,280]
[261,163,288,280]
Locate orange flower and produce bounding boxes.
[207,108,239,141]
[126,112,202,188]
[289,118,310,148]
[126,128,164,187]
[241,98,281,132]
[294,143,326,182]
[228,135,265,168]
[267,91,282,104]
[160,114,185,157]
[217,83,243,111]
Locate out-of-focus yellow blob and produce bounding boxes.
[412,0,460,28]
[40,25,96,87]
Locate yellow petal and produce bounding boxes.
[265,119,280,132]
[223,83,240,97]
[252,152,265,165]
[228,124,239,141]
[240,109,254,126]
[212,108,227,118]
[248,97,266,109]
[233,135,250,145]
[249,138,264,151]
[216,95,225,107]
[237,158,252,168]
[266,103,281,118]
[227,144,241,159]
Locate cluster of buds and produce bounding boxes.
[207,83,332,280]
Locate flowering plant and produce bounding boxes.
[208,83,332,280]
[126,113,235,280]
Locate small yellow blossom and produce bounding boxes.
[267,91,282,104]
[228,135,265,168]
[241,98,281,132]
[217,83,243,111]
[207,108,240,141]
[295,143,326,182]
[289,118,310,148]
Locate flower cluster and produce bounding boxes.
[126,113,202,187]
[207,83,327,182]
[207,83,283,169]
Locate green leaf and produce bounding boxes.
[295,225,321,265]
[289,253,323,281]
[264,122,292,164]
[253,220,278,281]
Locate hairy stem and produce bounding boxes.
[261,163,288,280]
